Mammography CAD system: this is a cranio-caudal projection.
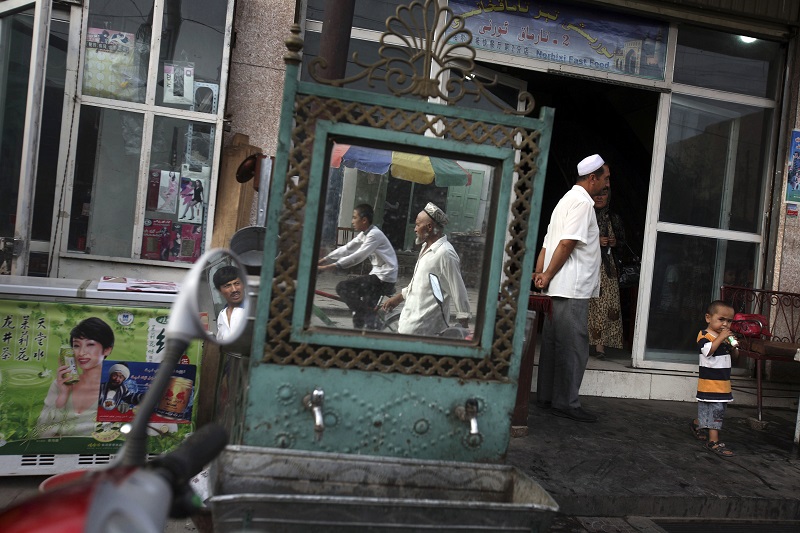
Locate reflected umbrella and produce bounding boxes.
[330,143,472,186]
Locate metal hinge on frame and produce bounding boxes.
[0,237,23,257]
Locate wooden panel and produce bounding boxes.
[211,133,261,249]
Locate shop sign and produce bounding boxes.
[450,0,668,81]
[0,300,202,456]
[787,130,800,202]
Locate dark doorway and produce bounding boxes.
[480,64,659,351]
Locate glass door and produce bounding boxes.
[634,25,782,370]
[0,0,61,276]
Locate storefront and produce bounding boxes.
[3,0,800,468]
[297,0,798,384]
[0,0,235,474]
[1,0,234,280]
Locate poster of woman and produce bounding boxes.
[0,301,201,456]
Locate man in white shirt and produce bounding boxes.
[382,202,470,336]
[534,154,610,423]
[319,204,398,329]
[213,266,246,341]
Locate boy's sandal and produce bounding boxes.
[689,420,707,441]
[705,441,734,457]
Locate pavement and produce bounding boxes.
[1,394,798,531]
[507,394,800,531]
[2,268,800,530]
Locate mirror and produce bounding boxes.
[311,141,497,340]
[122,248,248,466]
[167,248,251,346]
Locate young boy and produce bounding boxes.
[690,300,738,457]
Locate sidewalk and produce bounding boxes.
[506,394,800,526]
[1,395,798,531]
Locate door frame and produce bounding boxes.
[1,0,52,275]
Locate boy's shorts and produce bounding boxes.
[698,401,726,430]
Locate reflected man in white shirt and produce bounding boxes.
[214,266,245,341]
[319,204,398,329]
[382,202,470,336]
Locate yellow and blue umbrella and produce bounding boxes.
[330,143,471,186]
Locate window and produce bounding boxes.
[66,0,231,264]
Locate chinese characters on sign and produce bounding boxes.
[0,300,201,456]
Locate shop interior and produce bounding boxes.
[489,64,660,357]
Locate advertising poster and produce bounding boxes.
[450,0,668,81]
[164,62,195,105]
[156,170,180,214]
[787,130,800,202]
[0,300,202,456]
[178,174,208,225]
[97,361,196,424]
[83,28,139,101]
[140,218,172,261]
[146,169,161,211]
[167,223,203,264]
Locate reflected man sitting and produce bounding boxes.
[319,204,398,329]
[383,202,470,336]
[214,266,245,341]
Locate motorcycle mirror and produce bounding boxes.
[429,272,444,305]
[121,249,250,466]
[167,248,251,346]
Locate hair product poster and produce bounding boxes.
[178,173,208,225]
[0,300,202,456]
[163,62,195,105]
[141,218,172,261]
[156,170,180,214]
[83,28,139,101]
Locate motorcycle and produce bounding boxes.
[0,249,251,533]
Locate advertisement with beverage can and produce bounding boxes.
[0,299,202,456]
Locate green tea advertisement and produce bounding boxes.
[0,299,202,455]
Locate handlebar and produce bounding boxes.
[149,422,228,487]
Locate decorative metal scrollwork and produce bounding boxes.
[308,0,535,115]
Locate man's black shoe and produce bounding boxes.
[551,406,598,423]
[536,401,552,409]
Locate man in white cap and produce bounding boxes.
[383,202,470,336]
[99,362,144,412]
[534,154,610,422]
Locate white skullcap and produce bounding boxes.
[423,202,449,226]
[109,363,130,380]
[577,154,605,176]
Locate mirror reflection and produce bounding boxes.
[313,142,495,339]
[199,251,249,344]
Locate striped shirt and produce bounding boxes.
[696,330,733,402]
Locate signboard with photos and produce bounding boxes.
[0,300,202,456]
